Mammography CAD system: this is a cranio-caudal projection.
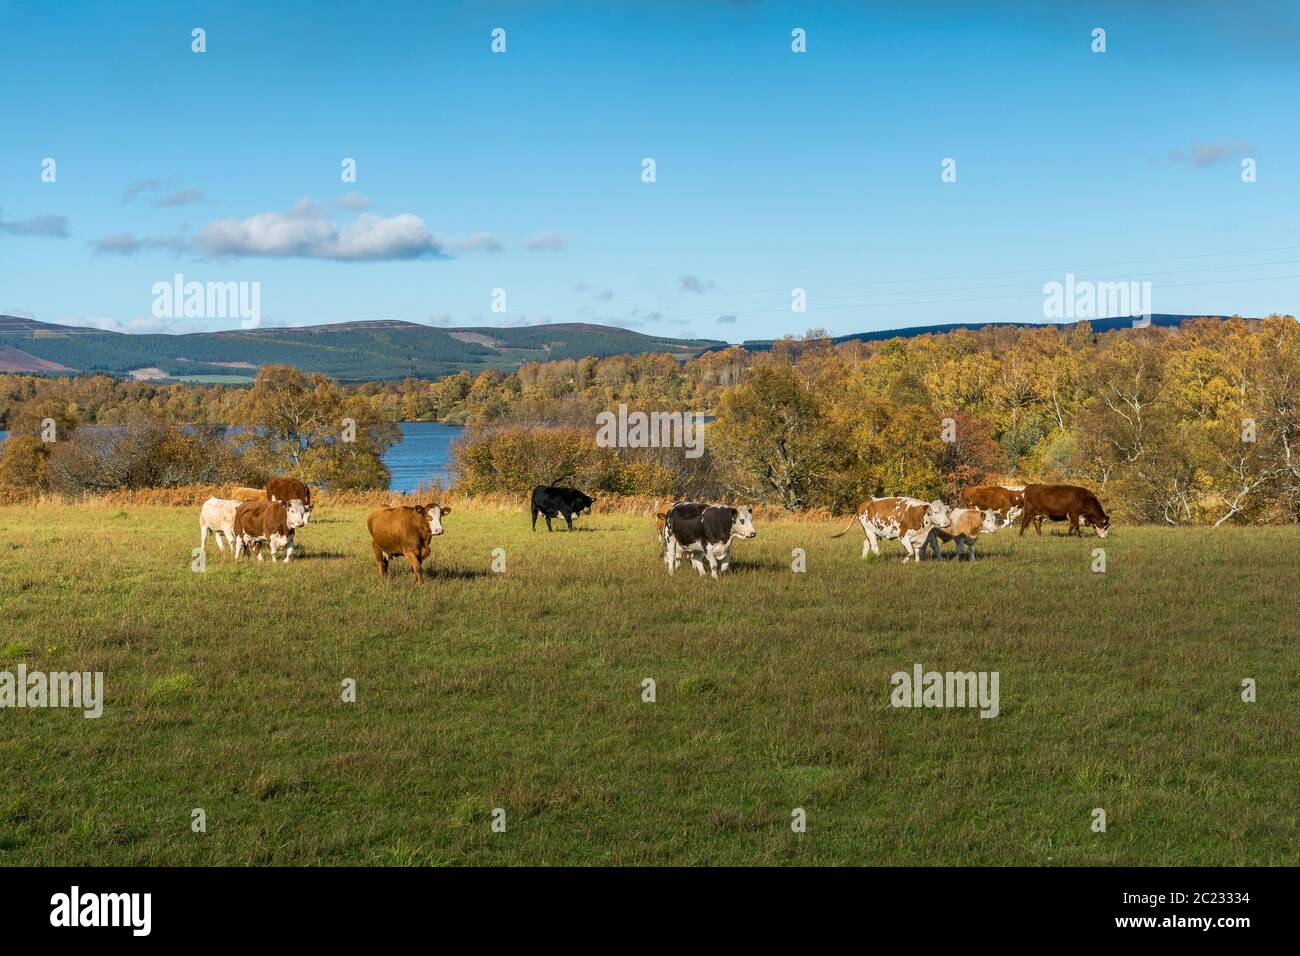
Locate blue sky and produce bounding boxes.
[2,0,1298,341]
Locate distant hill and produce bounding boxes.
[0,313,1252,382]
[0,316,725,382]
[740,314,1253,350]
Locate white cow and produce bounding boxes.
[199,497,241,554]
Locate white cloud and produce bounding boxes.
[332,193,372,211]
[0,208,69,238]
[156,189,207,208]
[59,314,183,333]
[89,233,189,256]
[1169,140,1254,167]
[679,274,716,294]
[524,231,569,252]
[195,198,448,262]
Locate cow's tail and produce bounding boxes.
[829,513,860,538]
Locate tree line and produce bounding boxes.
[1,316,1296,524]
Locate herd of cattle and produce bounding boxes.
[196,480,1110,582]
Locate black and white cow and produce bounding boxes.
[530,485,595,532]
[664,503,756,578]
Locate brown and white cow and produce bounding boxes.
[831,497,952,562]
[367,504,450,582]
[199,497,241,554]
[1019,484,1110,537]
[957,485,1025,524]
[923,507,1005,561]
[233,499,309,562]
[266,476,312,523]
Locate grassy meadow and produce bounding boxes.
[0,501,1296,866]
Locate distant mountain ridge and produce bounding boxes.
[0,315,724,382]
[0,313,1254,382]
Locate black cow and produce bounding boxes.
[530,485,595,531]
[664,503,756,578]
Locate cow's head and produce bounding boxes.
[980,509,1004,533]
[577,493,595,515]
[289,498,312,524]
[1091,509,1110,538]
[285,500,309,529]
[420,504,449,536]
[1005,505,1024,524]
[926,500,952,529]
[732,505,757,539]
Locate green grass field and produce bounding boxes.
[0,504,1295,865]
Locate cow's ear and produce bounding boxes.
[440,506,451,516]
[414,504,425,514]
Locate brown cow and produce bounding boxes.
[958,485,1025,523]
[830,496,952,562]
[266,476,312,523]
[367,504,450,582]
[230,486,266,501]
[233,499,309,562]
[1018,484,1110,537]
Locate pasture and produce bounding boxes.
[0,503,1295,865]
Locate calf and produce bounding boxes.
[233,499,308,562]
[923,508,1004,561]
[367,504,450,582]
[957,485,1025,524]
[199,497,241,554]
[831,497,952,563]
[530,485,594,532]
[266,476,312,523]
[1019,484,1110,538]
[665,503,756,578]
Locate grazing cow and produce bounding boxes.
[831,497,952,562]
[230,486,266,501]
[199,497,241,554]
[1018,483,1110,538]
[923,508,1005,561]
[266,477,312,523]
[664,503,756,578]
[233,499,308,562]
[657,502,705,568]
[957,485,1025,524]
[367,504,450,582]
[530,485,594,532]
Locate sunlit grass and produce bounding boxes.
[0,504,1295,865]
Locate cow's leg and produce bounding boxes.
[282,533,294,563]
[563,512,574,531]
[200,523,210,553]
[403,549,423,583]
[923,531,941,561]
[690,552,707,576]
[899,534,916,563]
[1018,510,1031,536]
[1034,515,1043,535]
[544,512,554,532]
[372,542,388,577]
[531,505,539,531]
[214,527,227,551]
[860,517,880,557]
[706,548,721,579]
[1067,511,1080,536]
